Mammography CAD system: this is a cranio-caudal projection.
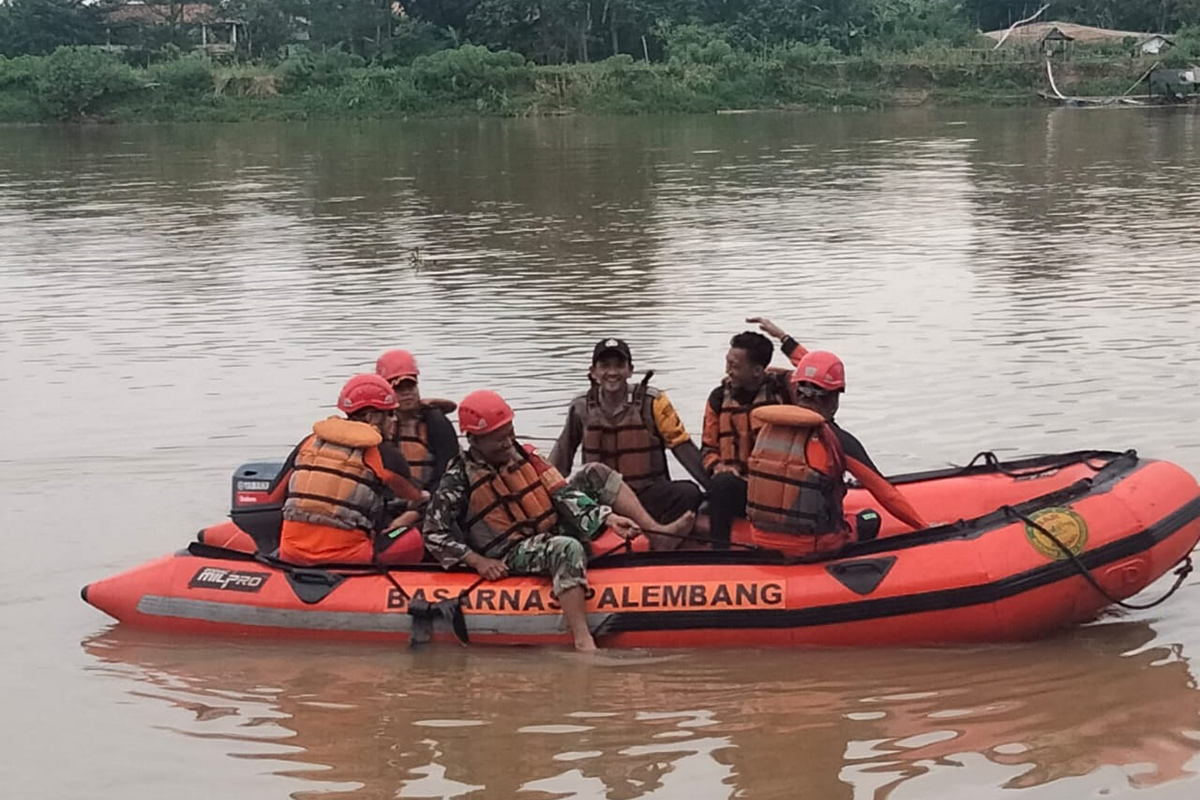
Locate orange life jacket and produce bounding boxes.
[397,414,434,491]
[282,417,387,534]
[716,370,792,473]
[574,375,668,491]
[745,405,847,535]
[392,398,456,492]
[464,445,561,554]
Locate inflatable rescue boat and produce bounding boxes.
[81,450,1200,648]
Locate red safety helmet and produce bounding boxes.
[458,390,514,435]
[338,374,399,414]
[376,349,420,382]
[791,350,846,392]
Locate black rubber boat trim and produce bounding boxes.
[884,448,1123,486]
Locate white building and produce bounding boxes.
[1141,35,1175,55]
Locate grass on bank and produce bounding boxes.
[0,36,1193,123]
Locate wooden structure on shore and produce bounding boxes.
[985,21,1164,50]
[1039,60,1199,107]
[103,2,245,54]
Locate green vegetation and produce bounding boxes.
[2,1,1200,121]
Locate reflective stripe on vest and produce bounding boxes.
[716,376,790,473]
[577,378,668,491]
[283,423,386,534]
[464,448,558,551]
[745,405,846,535]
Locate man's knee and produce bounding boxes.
[578,462,614,481]
[675,481,703,510]
[573,462,622,504]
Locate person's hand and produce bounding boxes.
[466,553,509,581]
[746,316,788,340]
[712,463,743,477]
[606,514,642,540]
[384,509,421,534]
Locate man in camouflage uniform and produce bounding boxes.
[423,390,694,651]
[425,459,621,593]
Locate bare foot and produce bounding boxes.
[664,510,696,537]
[574,634,598,652]
[672,514,712,550]
[645,511,697,551]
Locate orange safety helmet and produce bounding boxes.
[376,349,419,382]
[338,374,399,414]
[791,351,846,392]
[458,390,515,435]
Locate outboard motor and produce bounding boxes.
[230,461,287,553]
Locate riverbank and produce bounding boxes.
[0,45,1172,123]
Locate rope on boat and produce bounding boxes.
[1003,506,1194,611]
[589,527,763,559]
[591,536,638,559]
[958,450,1112,479]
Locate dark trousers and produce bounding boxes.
[708,472,748,550]
[636,479,704,524]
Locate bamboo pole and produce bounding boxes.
[993,4,1050,51]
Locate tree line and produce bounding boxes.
[4,0,1200,63]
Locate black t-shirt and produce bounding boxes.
[830,422,881,476]
[421,407,462,489]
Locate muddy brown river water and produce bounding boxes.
[2,107,1199,798]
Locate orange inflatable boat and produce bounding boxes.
[82,450,1200,648]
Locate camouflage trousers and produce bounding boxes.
[503,532,589,597]
[498,463,624,596]
[554,462,623,539]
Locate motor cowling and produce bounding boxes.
[230,461,287,552]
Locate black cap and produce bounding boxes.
[592,337,632,364]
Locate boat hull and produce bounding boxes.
[83,452,1200,647]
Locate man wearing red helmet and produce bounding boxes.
[423,390,695,651]
[375,349,460,498]
[278,374,428,565]
[787,351,927,537]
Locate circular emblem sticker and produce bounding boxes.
[1024,507,1089,560]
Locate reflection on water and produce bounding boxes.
[82,621,1200,799]
[3,107,1200,798]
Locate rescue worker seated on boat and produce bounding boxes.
[744,351,928,557]
[702,320,807,549]
[549,338,707,549]
[278,374,429,566]
[422,390,696,651]
[375,349,460,504]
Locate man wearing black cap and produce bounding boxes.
[550,338,709,549]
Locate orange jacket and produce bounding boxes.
[746,406,846,534]
[279,417,421,565]
[701,338,808,474]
